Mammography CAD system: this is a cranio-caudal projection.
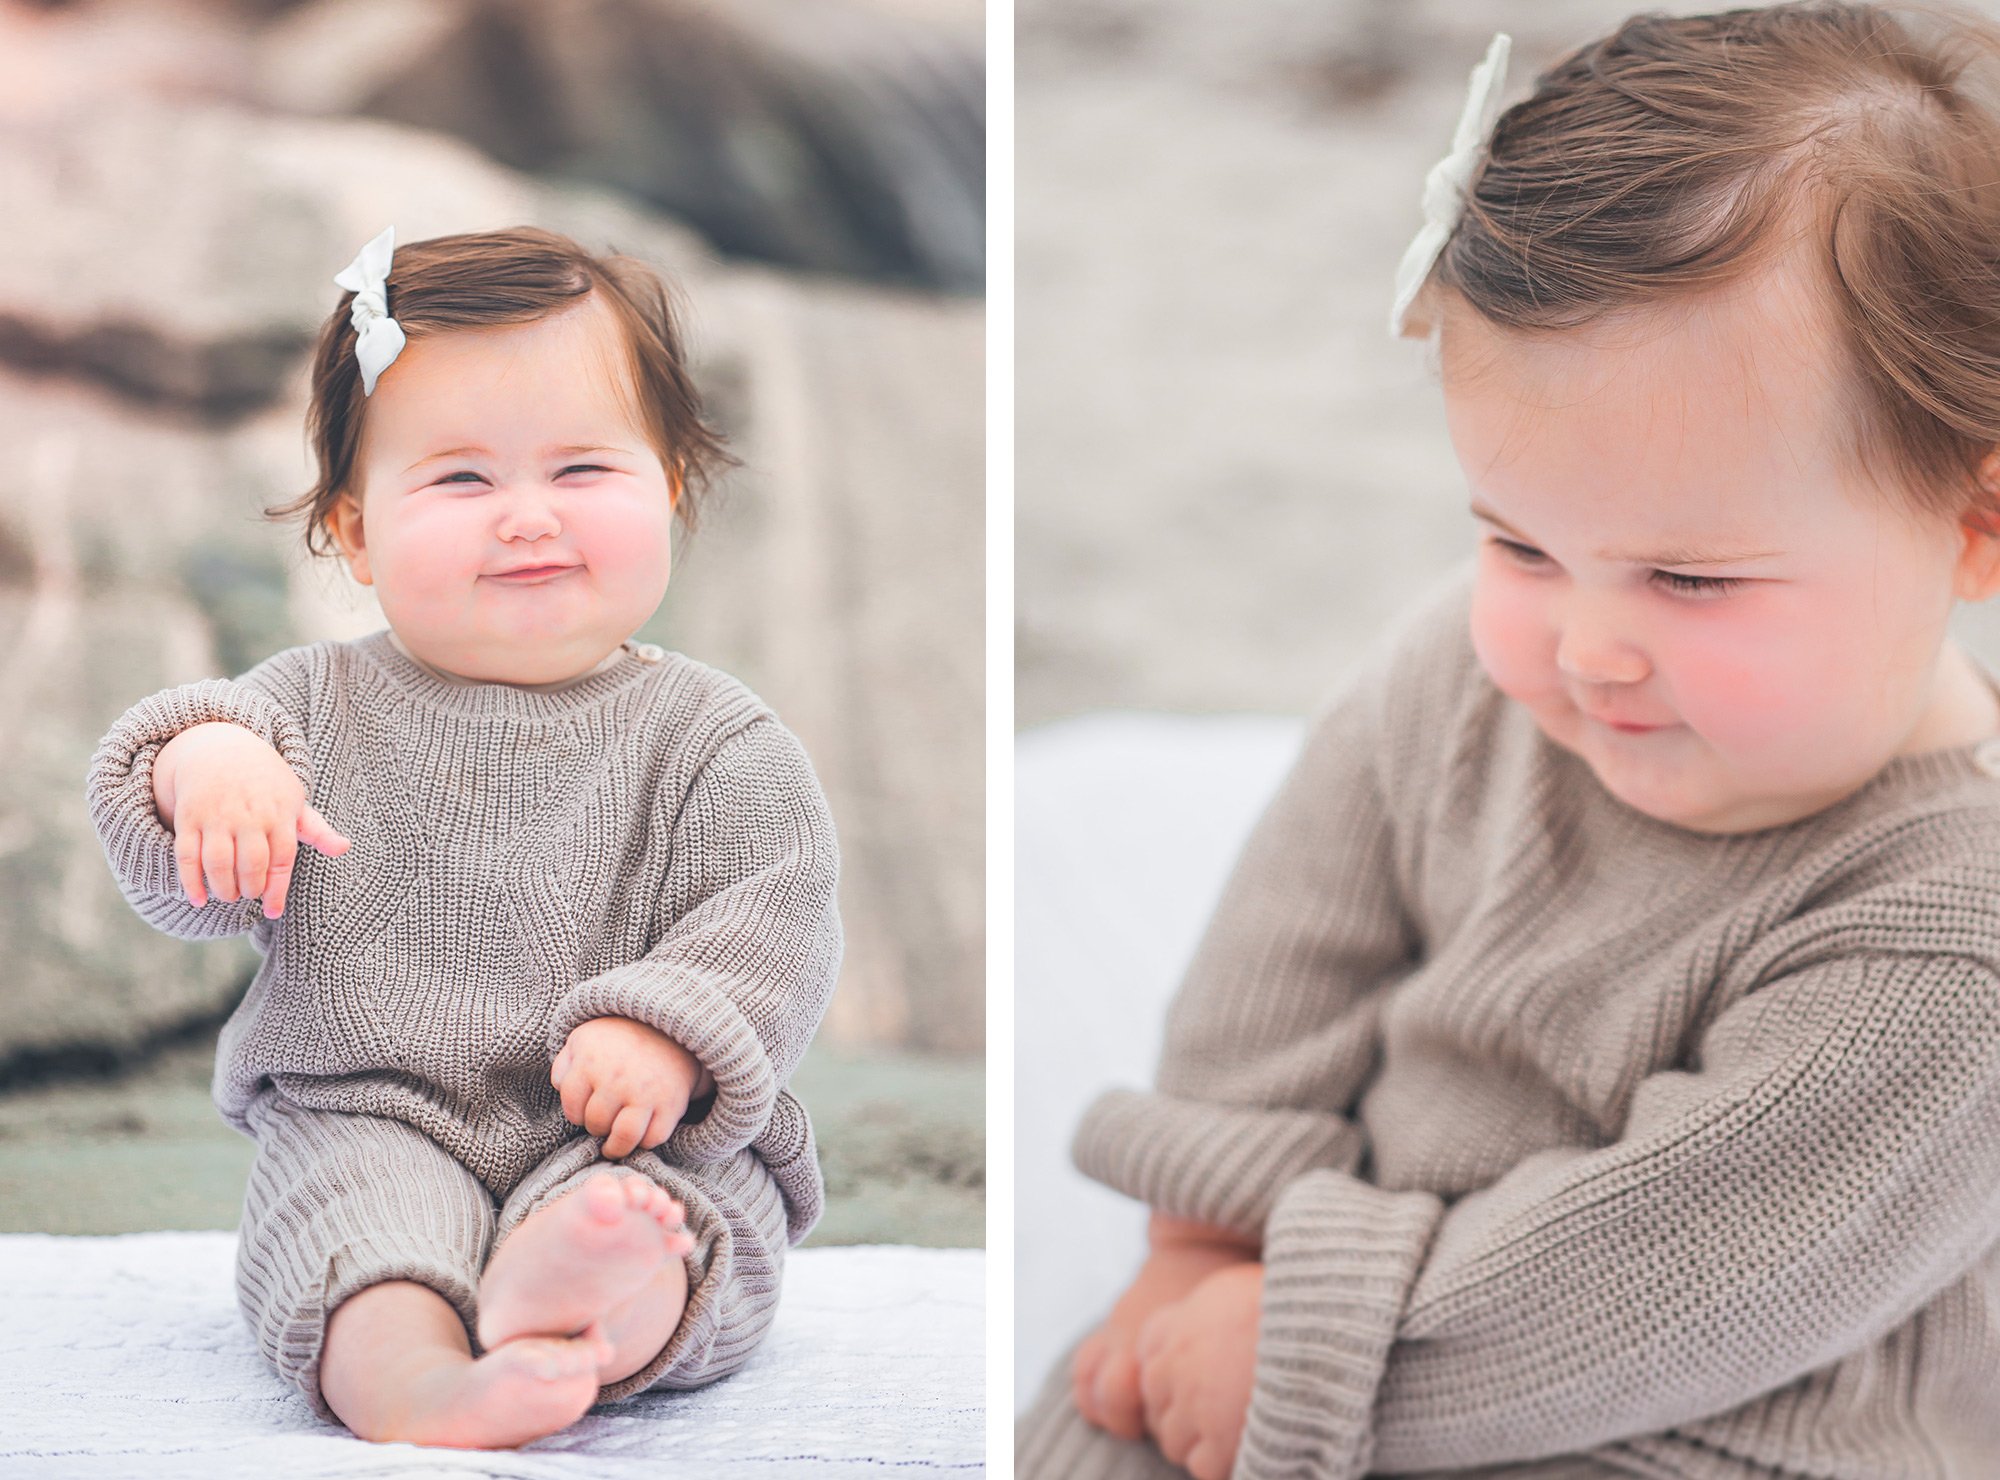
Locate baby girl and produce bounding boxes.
[85,224,842,1449]
[1020,4,2000,1478]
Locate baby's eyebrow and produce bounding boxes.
[404,444,626,474]
[1468,502,1781,566]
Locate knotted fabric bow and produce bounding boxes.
[1389,32,1512,339]
[332,225,407,396]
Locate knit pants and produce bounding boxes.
[235,1090,790,1425]
[1014,1337,1653,1480]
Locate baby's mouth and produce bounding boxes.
[488,564,581,583]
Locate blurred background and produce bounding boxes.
[1014,0,2000,1399]
[0,0,983,1248]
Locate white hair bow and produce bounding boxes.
[1389,33,1512,339]
[333,225,407,396]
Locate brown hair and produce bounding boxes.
[267,226,735,559]
[1419,1,2000,527]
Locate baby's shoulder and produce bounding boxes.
[632,647,780,748]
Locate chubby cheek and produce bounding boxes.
[1665,597,1846,763]
[1468,564,1558,708]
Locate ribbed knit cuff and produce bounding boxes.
[85,679,312,901]
[1071,1089,1368,1240]
[547,967,776,1166]
[753,1090,824,1244]
[1235,1169,1443,1480]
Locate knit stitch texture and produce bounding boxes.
[84,632,842,1412]
[1022,559,2000,1480]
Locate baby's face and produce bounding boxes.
[1441,261,1994,834]
[330,292,677,684]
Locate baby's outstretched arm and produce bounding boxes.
[86,648,337,940]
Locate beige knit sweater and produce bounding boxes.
[84,632,842,1241]
[1072,560,2000,1478]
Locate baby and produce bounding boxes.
[84,224,842,1449]
[1019,5,2000,1479]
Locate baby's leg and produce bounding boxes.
[492,1136,791,1402]
[234,1092,606,1447]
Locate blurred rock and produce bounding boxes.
[0,95,981,1069]
[251,0,985,293]
[0,378,275,1069]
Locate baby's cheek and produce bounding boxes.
[1468,571,1553,705]
[1671,608,1835,755]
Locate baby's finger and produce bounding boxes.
[552,1046,571,1082]
[581,1088,621,1141]
[298,804,352,856]
[176,827,208,907]
[604,1105,652,1160]
[263,826,298,918]
[558,1070,591,1126]
[1091,1348,1146,1443]
[1070,1332,1106,1425]
[235,829,270,909]
[1186,1439,1231,1480]
[203,830,239,902]
[1150,1399,1193,1467]
[640,1113,676,1150]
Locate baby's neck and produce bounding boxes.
[1895,640,2000,758]
[386,630,625,692]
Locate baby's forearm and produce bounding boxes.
[1148,1210,1259,1258]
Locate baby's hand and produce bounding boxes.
[154,721,351,918]
[1072,1214,1259,1442]
[1135,1261,1263,1480]
[552,1016,718,1160]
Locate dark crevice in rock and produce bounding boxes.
[0,314,305,423]
[0,984,242,1093]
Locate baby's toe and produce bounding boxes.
[580,1172,629,1224]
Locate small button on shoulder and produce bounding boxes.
[1975,737,2000,778]
[633,642,665,663]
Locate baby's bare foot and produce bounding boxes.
[477,1171,693,1353]
[387,1328,611,1449]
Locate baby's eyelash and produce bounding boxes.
[1486,537,1744,597]
[437,465,609,484]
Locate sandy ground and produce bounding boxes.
[1017,0,2000,726]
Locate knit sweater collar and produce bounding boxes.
[363,629,653,720]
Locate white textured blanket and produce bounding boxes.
[0,1234,983,1477]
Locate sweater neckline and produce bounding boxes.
[356,629,654,720]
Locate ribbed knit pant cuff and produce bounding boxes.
[1072,1089,1368,1239]
[1236,1169,1443,1480]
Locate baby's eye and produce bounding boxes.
[560,465,610,476]
[1488,536,1547,566]
[1651,569,1743,598]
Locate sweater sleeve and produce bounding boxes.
[1235,946,2000,1480]
[544,715,843,1166]
[84,648,315,942]
[1069,629,1426,1240]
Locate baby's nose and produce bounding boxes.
[1555,625,1649,687]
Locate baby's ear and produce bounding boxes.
[327,494,373,587]
[1948,450,2000,597]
